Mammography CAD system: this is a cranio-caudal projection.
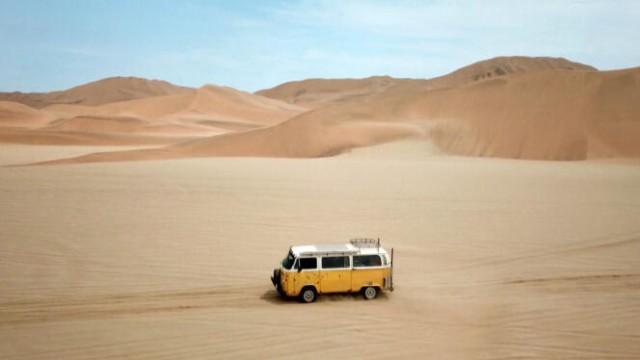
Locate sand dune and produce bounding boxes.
[38,64,639,165]
[426,55,596,88]
[3,56,639,164]
[0,101,51,128]
[254,65,638,161]
[0,82,305,147]
[30,120,424,165]
[256,56,596,107]
[415,68,640,159]
[0,77,193,108]
[36,85,302,124]
[256,76,411,108]
[85,84,302,123]
[178,85,306,125]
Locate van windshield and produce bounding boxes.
[281,250,296,270]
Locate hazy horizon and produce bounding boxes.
[2,0,640,93]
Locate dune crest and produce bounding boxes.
[256,56,597,107]
[427,56,596,88]
[0,77,193,108]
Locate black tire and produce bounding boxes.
[362,286,378,300]
[299,287,317,303]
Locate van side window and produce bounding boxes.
[322,256,350,269]
[353,255,382,267]
[299,257,317,270]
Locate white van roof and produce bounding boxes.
[291,242,388,257]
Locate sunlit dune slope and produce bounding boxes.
[415,67,640,159]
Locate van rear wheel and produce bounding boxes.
[300,287,317,303]
[363,286,378,300]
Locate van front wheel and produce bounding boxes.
[300,287,317,303]
[363,286,378,300]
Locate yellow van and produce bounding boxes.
[270,238,394,303]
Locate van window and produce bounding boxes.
[353,255,382,267]
[299,257,317,270]
[322,256,350,269]
[282,250,296,269]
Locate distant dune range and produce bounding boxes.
[257,56,597,108]
[0,82,305,146]
[0,77,192,108]
[1,56,639,164]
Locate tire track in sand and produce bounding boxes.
[0,285,266,325]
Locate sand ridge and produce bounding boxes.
[1,56,639,164]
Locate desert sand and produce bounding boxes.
[1,142,639,359]
[1,56,639,359]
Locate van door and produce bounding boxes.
[293,257,320,295]
[351,254,383,291]
[320,256,351,293]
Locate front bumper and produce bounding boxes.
[271,268,285,296]
[271,268,280,287]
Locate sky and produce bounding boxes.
[1,0,639,92]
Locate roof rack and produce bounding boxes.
[350,238,381,250]
[294,244,359,257]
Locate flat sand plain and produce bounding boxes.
[1,142,639,359]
